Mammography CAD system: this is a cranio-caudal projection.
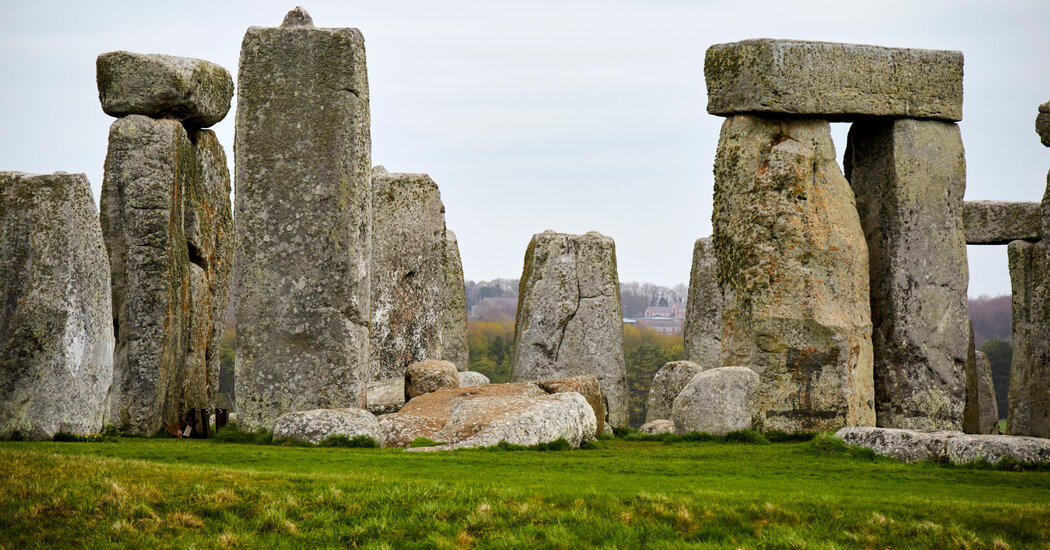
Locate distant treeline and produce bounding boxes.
[467,279,689,321]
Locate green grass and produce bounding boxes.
[0,435,1048,549]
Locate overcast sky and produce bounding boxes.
[2,1,1048,297]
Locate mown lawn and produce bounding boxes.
[0,436,1047,549]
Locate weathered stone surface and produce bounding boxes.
[963,201,1041,244]
[378,383,544,447]
[457,371,490,387]
[535,375,607,435]
[101,115,192,435]
[404,360,459,401]
[418,392,597,450]
[683,238,722,368]
[96,51,233,127]
[714,115,875,432]
[964,322,999,435]
[366,378,404,416]
[234,9,371,431]
[439,230,469,370]
[272,408,384,446]
[845,118,968,430]
[672,367,758,435]
[837,427,1050,464]
[1037,101,1050,147]
[705,39,963,121]
[1007,240,1050,438]
[638,419,675,435]
[371,172,447,381]
[0,172,114,440]
[511,230,628,427]
[645,361,704,424]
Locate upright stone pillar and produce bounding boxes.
[0,172,114,440]
[845,119,969,430]
[511,231,628,428]
[439,229,469,370]
[234,8,372,430]
[713,116,875,432]
[1007,239,1050,437]
[370,170,447,381]
[683,237,722,368]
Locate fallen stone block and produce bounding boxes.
[404,360,460,401]
[272,408,385,446]
[645,361,704,424]
[425,392,596,450]
[366,378,405,416]
[457,371,490,387]
[535,375,607,435]
[837,427,1050,464]
[638,419,675,435]
[672,367,758,435]
[705,39,963,121]
[963,201,1041,244]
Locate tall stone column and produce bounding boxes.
[439,229,470,371]
[844,119,969,430]
[1007,238,1050,437]
[683,237,722,369]
[234,8,372,430]
[713,116,875,432]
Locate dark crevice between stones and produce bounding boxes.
[187,241,206,269]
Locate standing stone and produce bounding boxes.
[439,230,469,370]
[101,115,192,435]
[645,360,704,424]
[1007,239,1050,437]
[235,8,372,430]
[370,171,447,381]
[510,230,628,428]
[963,321,999,434]
[845,118,968,430]
[671,367,759,435]
[714,115,875,432]
[683,237,722,368]
[0,172,114,440]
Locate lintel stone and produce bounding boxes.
[963,200,1041,245]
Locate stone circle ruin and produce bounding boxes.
[1,8,1049,461]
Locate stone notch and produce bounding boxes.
[510,230,629,428]
[845,118,968,431]
[370,171,448,381]
[282,6,315,27]
[97,51,234,128]
[963,201,1041,245]
[0,172,114,440]
[714,116,875,432]
[683,237,722,368]
[705,39,963,121]
[234,12,371,431]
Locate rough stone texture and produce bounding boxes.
[1037,101,1050,148]
[439,230,469,370]
[845,118,969,430]
[378,383,544,447]
[0,172,114,440]
[234,9,372,431]
[672,367,758,435]
[683,238,722,368]
[705,39,963,121]
[404,360,459,401]
[645,361,704,424]
[457,371,490,387]
[370,172,446,381]
[96,51,233,128]
[535,375,607,435]
[101,115,192,435]
[511,230,628,428]
[1007,239,1050,438]
[963,201,1041,244]
[638,419,675,435]
[272,408,384,446]
[837,427,1050,464]
[714,115,875,432]
[366,378,404,416]
[964,322,999,435]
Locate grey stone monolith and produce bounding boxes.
[683,237,721,368]
[234,8,372,430]
[1007,239,1050,438]
[672,367,759,435]
[370,171,447,381]
[645,360,704,424]
[845,118,968,430]
[705,39,963,121]
[510,230,628,428]
[0,172,114,440]
[713,115,875,432]
[96,51,234,128]
[439,230,469,371]
[963,201,1041,244]
[964,322,999,434]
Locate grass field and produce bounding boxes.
[1,434,1048,549]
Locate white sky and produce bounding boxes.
[2,0,1048,297]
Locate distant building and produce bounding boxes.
[634,317,684,336]
[469,296,518,321]
[643,302,686,320]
